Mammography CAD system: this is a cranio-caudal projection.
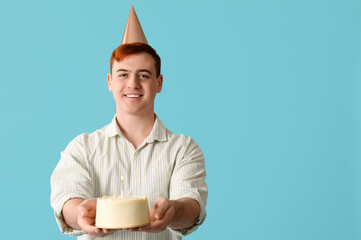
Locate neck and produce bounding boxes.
[115,111,155,149]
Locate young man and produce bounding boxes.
[50,7,207,240]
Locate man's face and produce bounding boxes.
[107,52,163,116]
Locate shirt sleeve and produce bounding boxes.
[168,137,208,236]
[50,135,93,236]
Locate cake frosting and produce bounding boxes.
[95,195,150,229]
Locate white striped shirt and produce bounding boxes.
[50,115,208,240]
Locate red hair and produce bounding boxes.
[110,43,161,77]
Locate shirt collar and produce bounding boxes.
[105,114,168,143]
[104,116,123,138]
[145,115,168,143]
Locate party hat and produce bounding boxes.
[121,6,148,44]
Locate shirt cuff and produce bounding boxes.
[51,193,89,236]
[53,211,83,237]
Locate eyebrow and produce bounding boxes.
[116,69,129,72]
[138,69,152,75]
[116,69,152,75]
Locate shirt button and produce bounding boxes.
[134,151,138,156]
[135,173,139,178]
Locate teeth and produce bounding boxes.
[126,94,141,98]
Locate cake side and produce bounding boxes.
[95,196,150,229]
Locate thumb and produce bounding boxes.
[152,198,169,220]
[77,199,96,217]
[78,205,87,218]
[80,210,86,217]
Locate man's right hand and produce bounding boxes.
[63,198,117,238]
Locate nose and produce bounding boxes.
[128,74,140,89]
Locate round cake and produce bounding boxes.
[95,196,150,229]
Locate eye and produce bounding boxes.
[118,73,127,78]
[139,74,150,79]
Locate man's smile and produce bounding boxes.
[124,94,143,98]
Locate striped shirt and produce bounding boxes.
[50,115,208,240]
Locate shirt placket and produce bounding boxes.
[131,149,142,196]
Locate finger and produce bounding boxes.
[77,199,97,217]
[80,210,92,218]
[81,224,102,235]
[80,199,96,210]
[77,205,87,217]
[107,229,118,234]
[138,220,166,233]
[161,205,175,224]
[139,205,175,232]
[139,216,168,232]
[78,216,99,234]
[152,198,170,220]
[151,200,159,211]
[127,227,139,232]
[138,221,159,232]
[149,207,156,221]
[101,228,118,234]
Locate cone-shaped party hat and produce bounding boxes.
[121,6,148,44]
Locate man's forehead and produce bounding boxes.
[112,53,155,71]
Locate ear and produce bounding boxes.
[107,73,112,92]
[157,74,163,93]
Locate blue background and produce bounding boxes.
[0,0,360,239]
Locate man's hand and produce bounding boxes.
[128,197,199,233]
[128,197,176,233]
[63,198,117,238]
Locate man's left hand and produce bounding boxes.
[128,197,176,233]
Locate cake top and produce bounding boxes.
[98,195,148,202]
